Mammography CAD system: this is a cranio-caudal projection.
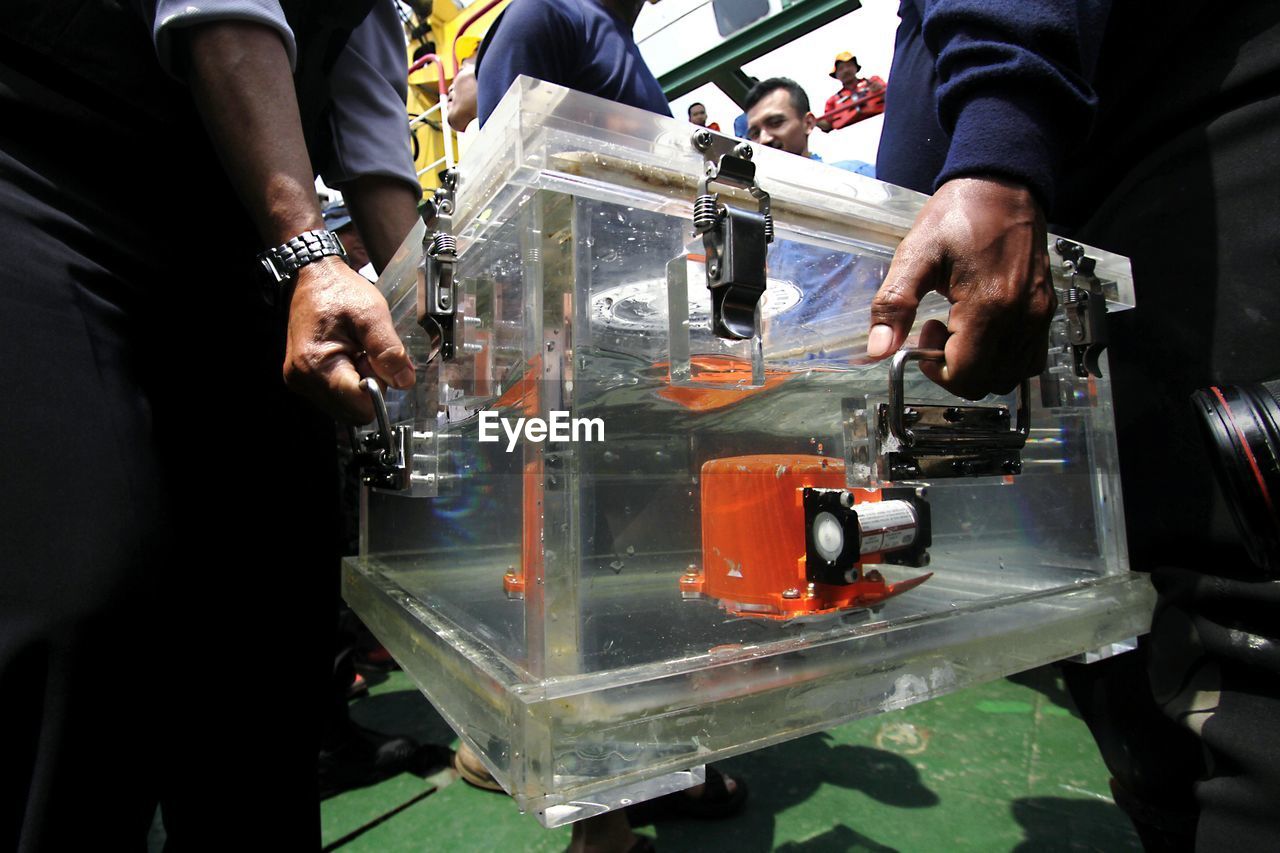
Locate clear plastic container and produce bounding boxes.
[344,77,1152,826]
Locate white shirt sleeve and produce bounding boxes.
[148,0,296,75]
[321,0,419,195]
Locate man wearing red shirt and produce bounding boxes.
[818,51,885,131]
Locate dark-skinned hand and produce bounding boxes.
[866,176,1057,400]
[284,256,415,423]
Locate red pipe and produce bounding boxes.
[408,52,448,96]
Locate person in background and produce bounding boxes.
[448,32,481,134]
[741,80,879,342]
[444,37,483,164]
[688,101,721,131]
[871,2,1280,847]
[816,51,885,132]
[475,0,670,126]
[745,77,875,176]
[746,77,817,157]
[448,55,479,133]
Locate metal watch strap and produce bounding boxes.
[258,229,347,286]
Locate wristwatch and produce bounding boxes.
[258,229,347,286]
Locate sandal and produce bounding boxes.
[452,742,505,792]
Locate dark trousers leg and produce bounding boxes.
[1068,88,1280,850]
[0,129,164,852]
[148,302,339,850]
[1,57,340,850]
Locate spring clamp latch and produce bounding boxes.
[690,129,773,340]
[421,168,459,361]
[1054,238,1109,378]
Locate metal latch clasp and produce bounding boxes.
[1054,238,1109,378]
[420,168,459,362]
[879,349,1030,480]
[691,129,774,340]
[347,378,412,490]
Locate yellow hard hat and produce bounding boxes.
[830,51,861,77]
[455,34,482,63]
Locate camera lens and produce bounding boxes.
[1191,380,1280,574]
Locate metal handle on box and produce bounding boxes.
[345,378,414,491]
[888,349,943,446]
[888,349,1030,448]
[877,348,1031,480]
[361,378,396,463]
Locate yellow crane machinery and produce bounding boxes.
[404,0,511,193]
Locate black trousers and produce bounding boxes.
[0,53,340,852]
[1063,78,1280,851]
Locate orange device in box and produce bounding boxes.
[683,454,932,620]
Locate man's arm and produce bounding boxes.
[817,92,837,132]
[867,0,1110,399]
[321,0,424,273]
[317,1,425,387]
[183,21,414,423]
[343,176,421,273]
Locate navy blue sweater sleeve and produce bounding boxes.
[922,0,1111,208]
[476,0,578,126]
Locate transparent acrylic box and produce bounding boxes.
[344,78,1154,826]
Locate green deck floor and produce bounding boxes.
[321,665,1139,852]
